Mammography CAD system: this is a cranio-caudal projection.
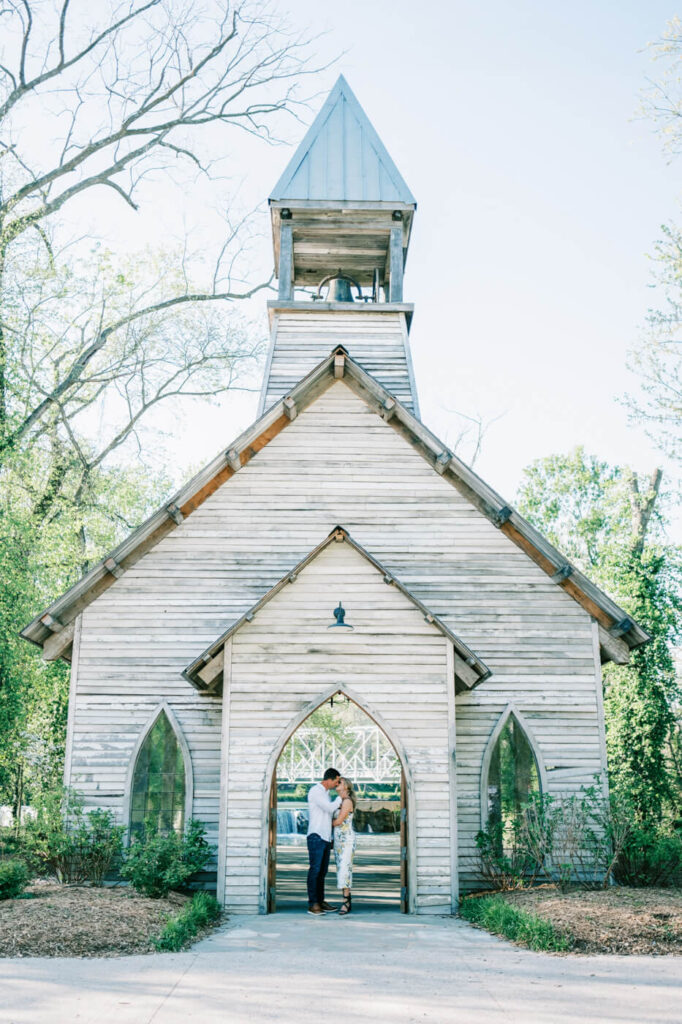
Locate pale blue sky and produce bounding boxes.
[67,1,682,533]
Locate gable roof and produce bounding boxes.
[183,526,490,693]
[20,345,648,665]
[269,75,416,205]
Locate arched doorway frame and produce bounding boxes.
[258,682,416,914]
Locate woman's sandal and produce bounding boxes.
[339,894,352,916]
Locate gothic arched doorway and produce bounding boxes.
[265,688,410,913]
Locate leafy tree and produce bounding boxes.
[517,447,682,821]
[0,0,322,808]
[625,19,682,459]
[0,445,170,812]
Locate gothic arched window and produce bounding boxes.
[130,709,187,835]
[483,710,541,847]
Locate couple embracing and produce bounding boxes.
[306,767,356,916]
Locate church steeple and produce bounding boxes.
[260,77,419,415]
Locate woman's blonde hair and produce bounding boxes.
[340,777,357,810]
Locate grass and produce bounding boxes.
[153,891,222,952]
[459,894,572,952]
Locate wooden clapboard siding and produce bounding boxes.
[260,308,417,414]
[68,380,605,904]
[223,540,451,915]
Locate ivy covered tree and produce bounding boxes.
[517,447,682,821]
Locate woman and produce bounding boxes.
[332,777,357,915]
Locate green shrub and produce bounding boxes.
[122,820,211,898]
[153,891,221,951]
[459,894,571,952]
[21,789,124,884]
[614,824,682,886]
[0,859,30,900]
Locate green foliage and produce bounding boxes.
[0,445,170,812]
[459,894,572,952]
[0,859,29,900]
[517,447,682,822]
[121,820,212,898]
[21,788,124,884]
[614,821,682,887]
[474,784,657,892]
[153,891,221,951]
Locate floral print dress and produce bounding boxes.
[333,811,356,889]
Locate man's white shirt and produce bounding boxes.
[307,782,341,842]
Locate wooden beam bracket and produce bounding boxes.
[435,452,451,475]
[380,398,396,421]
[551,564,574,583]
[226,448,242,473]
[104,557,124,579]
[494,505,513,527]
[283,397,297,421]
[166,502,183,525]
[610,617,633,639]
[334,353,345,379]
[598,623,630,665]
[40,613,63,634]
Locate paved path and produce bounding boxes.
[1,911,679,1024]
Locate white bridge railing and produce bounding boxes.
[278,726,400,784]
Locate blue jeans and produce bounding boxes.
[307,833,331,907]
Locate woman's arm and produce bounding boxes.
[333,798,353,827]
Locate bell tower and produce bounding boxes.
[259,76,419,415]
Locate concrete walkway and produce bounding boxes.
[1,911,679,1024]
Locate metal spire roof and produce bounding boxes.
[270,75,416,205]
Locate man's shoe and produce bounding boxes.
[320,902,338,913]
[307,904,324,915]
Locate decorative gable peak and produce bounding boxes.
[269,76,416,302]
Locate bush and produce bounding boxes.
[21,789,124,884]
[121,820,212,898]
[153,891,221,951]
[614,823,682,886]
[0,859,29,900]
[459,894,571,952]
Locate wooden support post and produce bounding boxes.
[445,640,459,913]
[334,353,345,379]
[389,223,404,302]
[278,221,294,301]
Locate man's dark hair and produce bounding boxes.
[323,768,340,781]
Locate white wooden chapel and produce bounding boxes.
[22,76,647,914]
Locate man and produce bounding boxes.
[306,767,341,915]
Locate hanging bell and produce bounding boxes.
[317,272,361,303]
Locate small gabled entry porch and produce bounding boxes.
[182,527,489,916]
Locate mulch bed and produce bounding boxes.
[500,885,682,955]
[0,881,193,957]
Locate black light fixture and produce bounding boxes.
[328,601,353,630]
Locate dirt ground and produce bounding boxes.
[501,885,682,954]
[0,881,193,957]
